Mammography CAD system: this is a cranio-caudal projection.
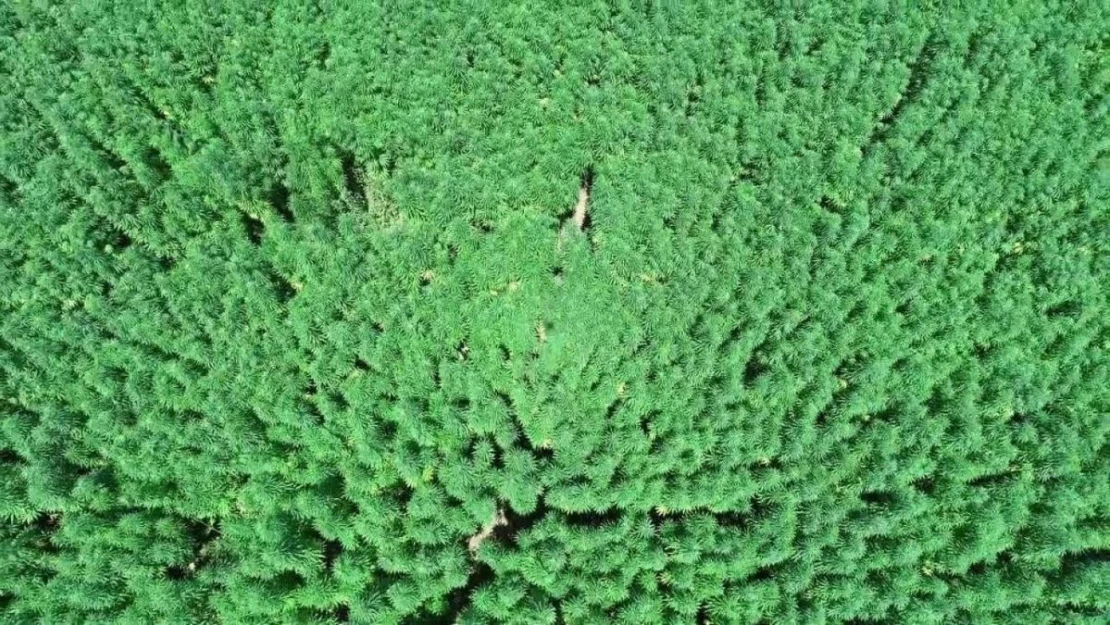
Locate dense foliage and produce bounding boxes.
[1,1,1108,623]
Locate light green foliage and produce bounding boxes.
[1,1,1108,623]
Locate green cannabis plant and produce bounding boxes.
[0,1,1107,623]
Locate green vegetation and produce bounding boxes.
[1,1,1108,623]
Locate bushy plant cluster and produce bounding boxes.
[1,1,1107,623]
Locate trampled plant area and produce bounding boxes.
[1,2,1107,624]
